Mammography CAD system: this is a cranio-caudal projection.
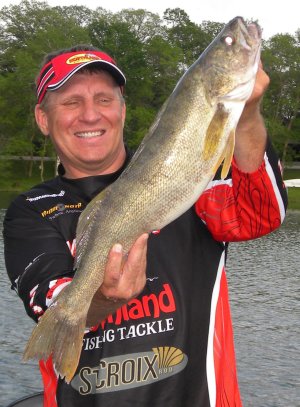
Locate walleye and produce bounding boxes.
[23,16,261,382]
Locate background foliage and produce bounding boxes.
[0,0,299,184]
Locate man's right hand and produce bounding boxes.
[86,233,149,326]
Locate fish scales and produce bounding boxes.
[74,84,214,281]
[23,16,262,382]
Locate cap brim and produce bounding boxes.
[48,60,126,92]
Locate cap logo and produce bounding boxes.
[66,53,102,65]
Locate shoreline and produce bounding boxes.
[1,188,299,211]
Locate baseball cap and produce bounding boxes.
[36,50,126,104]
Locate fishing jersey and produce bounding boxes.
[3,140,287,407]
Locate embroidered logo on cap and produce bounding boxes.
[66,53,102,65]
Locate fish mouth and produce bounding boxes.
[74,130,106,138]
[224,17,262,102]
[247,22,262,40]
[235,16,262,48]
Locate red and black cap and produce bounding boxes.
[36,51,126,104]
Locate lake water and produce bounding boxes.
[0,200,299,406]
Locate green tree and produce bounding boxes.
[199,20,224,40]
[262,33,300,163]
[113,8,164,43]
[1,0,299,178]
[0,0,92,178]
[163,8,211,67]
[88,15,154,147]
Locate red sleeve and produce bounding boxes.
[194,142,288,242]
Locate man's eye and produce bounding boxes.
[63,100,79,107]
[97,97,112,105]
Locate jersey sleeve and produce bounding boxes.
[3,195,75,322]
[194,138,288,242]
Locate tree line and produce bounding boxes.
[0,0,299,170]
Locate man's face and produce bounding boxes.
[35,70,126,178]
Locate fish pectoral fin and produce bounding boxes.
[203,103,230,160]
[221,129,235,179]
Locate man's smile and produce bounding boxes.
[75,130,106,138]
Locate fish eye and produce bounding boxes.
[223,36,235,46]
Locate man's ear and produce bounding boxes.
[122,102,126,129]
[35,104,50,136]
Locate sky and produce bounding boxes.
[1,0,299,40]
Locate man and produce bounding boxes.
[3,45,287,407]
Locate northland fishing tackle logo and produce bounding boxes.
[89,283,176,328]
[71,347,188,395]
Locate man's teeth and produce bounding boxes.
[76,130,104,138]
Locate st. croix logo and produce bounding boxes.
[71,347,188,395]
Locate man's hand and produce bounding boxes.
[86,233,149,326]
[234,61,270,172]
[101,233,148,301]
[244,61,270,107]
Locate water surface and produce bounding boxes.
[227,211,300,406]
[0,205,299,406]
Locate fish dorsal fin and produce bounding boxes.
[203,103,230,161]
[221,129,235,179]
[75,189,107,268]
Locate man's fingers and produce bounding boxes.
[246,62,270,105]
[101,233,149,299]
[126,233,149,271]
[104,243,124,284]
[122,233,148,289]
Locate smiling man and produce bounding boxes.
[35,52,127,177]
[3,44,287,407]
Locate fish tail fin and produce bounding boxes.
[23,300,87,383]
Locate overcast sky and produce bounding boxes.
[1,0,299,39]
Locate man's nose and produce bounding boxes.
[79,100,102,122]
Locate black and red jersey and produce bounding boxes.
[3,140,287,407]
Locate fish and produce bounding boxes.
[23,16,262,382]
